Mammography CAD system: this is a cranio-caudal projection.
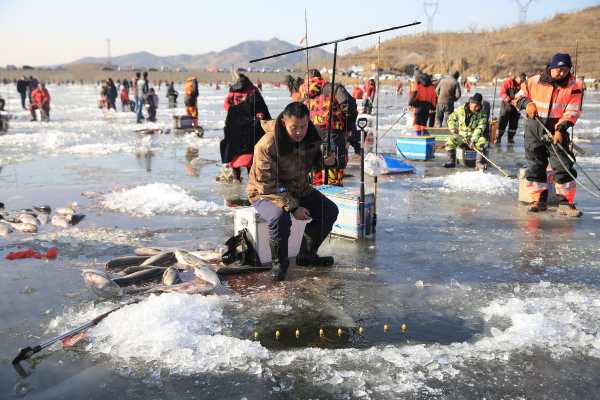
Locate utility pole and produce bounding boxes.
[423,1,439,33]
[515,0,533,25]
[106,38,111,67]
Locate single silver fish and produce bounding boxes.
[51,215,70,228]
[134,247,163,256]
[120,264,161,275]
[18,213,40,226]
[105,255,150,271]
[36,212,50,225]
[174,249,206,268]
[82,269,123,299]
[33,205,52,214]
[162,266,181,285]
[0,222,12,237]
[56,207,75,216]
[10,222,38,233]
[193,266,221,287]
[190,250,223,264]
[141,251,177,267]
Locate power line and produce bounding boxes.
[423,1,439,33]
[515,0,534,25]
[106,38,111,67]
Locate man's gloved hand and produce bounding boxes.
[553,130,564,145]
[553,122,571,145]
[525,102,538,119]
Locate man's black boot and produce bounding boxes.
[443,149,457,168]
[270,240,289,281]
[296,233,334,267]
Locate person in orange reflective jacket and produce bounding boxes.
[409,73,437,132]
[514,53,584,217]
[304,69,357,187]
[30,82,50,121]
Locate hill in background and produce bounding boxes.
[341,5,600,80]
[69,38,332,70]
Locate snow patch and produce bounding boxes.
[424,171,516,194]
[86,294,269,375]
[101,183,223,216]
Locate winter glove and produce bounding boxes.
[553,130,564,145]
[553,122,571,145]
[525,102,537,119]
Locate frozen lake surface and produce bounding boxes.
[1,83,600,399]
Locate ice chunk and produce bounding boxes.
[101,183,224,216]
[424,171,516,195]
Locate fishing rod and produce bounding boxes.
[250,21,421,185]
[490,76,498,142]
[12,299,140,368]
[373,36,381,232]
[447,133,515,177]
[304,9,310,87]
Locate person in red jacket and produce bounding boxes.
[496,73,526,145]
[30,82,50,121]
[408,74,437,132]
[364,78,376,102]
[224,74,263,113]
[514,53,583,217]
[351,85,364,100]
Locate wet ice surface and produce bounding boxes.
[1,84,600,399]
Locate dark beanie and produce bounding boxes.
[548,53,572,69]
[469,92,483,105]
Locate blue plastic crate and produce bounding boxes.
[396,135,435,161]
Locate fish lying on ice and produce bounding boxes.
[141,251,177,267]
[33,205,51,214]
[193,266,221,287]
[18,213,40,226]
[36,212,50,225]
[10,222,38,233]
[0,222,13,237]
[162,266,181,285]
[105,255,150,272]
[51,215,70,228]
[174,249,206,268]
[134,247,163,256]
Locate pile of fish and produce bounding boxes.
[0,203,85,237]
[82,247,224,299]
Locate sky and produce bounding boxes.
[1,0,598,66]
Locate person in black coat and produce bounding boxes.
[16,76,29,109]
[106,78,118,110]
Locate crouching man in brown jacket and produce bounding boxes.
[247,102,339,281]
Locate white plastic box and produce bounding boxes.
[316,185,374,239]
[233,207,309,264]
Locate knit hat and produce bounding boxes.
[469,92,483,106]
[548,53,572,69]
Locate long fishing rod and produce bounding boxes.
[249,22,420,64]
[572,40,581,153]
[490,76,499,142]
[373,36,381,232]
[304,9,310,86]
[250,21,421,186]
[12,299,140,367]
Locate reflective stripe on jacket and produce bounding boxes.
[514,72,582,127]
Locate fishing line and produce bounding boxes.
[530,117,600,199]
